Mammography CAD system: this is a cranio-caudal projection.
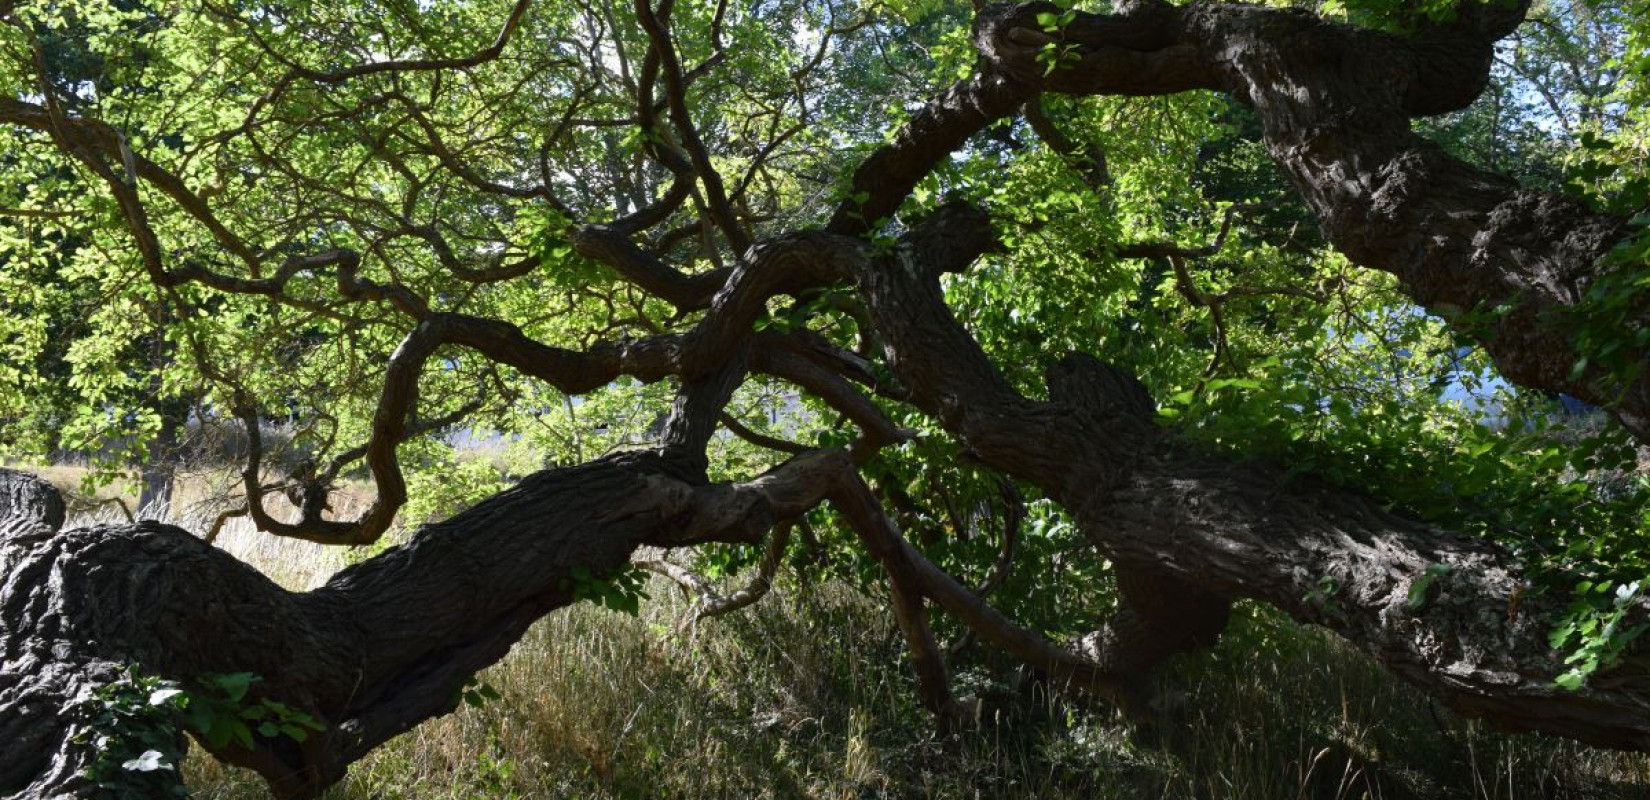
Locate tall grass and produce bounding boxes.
[42,470,1650,799]
[176,539,1650,799]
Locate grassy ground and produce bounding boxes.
[180,546,1650,800]
[31,466,1650,799]
[12,461,374,537]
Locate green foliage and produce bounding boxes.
[1568,130,1650,214]
[568,563,650,616]
[453,674,503,710]
[1565,219,1650,398]
[1406,563,1452,612]
[401,446,515,524]
[1313,0,1480,30]
[1551,579,1650,689]
[1033,7,1080,76]
[527,207,612,290]
[75,667,322,797]
[753,282,856,335]
[178,672,325,751]
[5,0,1650,743]
[466,746,521,800]
[1304,574,1342,614]
[75,667,190,799]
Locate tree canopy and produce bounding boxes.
[2,0,1650,796]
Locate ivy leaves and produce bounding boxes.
[77,668,190,798]
[77,667,326,798]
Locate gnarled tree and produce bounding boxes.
[2,0,1649,796]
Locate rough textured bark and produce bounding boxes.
[5,202,1650,799]
[844,204,1650,750]
[975,0,1650,442]
[6,2,1650,796]
[0,450,857,799]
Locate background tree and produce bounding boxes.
[1,0,1649,797]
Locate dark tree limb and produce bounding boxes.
[719,413,809,455]
[8,6,1650,799]
[1023,94,1111,190]
[634,0,750,254]
[696,521,792,619]
[0,447,894,799]
[848,200,1650,750]
[977,0,1650,443]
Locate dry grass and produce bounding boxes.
[27,462,370,589]
[174,571,1650,800]
[18,463,1650,799]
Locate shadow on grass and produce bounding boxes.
[181,578,1650,800]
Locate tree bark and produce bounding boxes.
[976,0,1650,442]
[846,203,1650,750]
[5,204,1650,800]
[0,450,845,799]
[8,4,1650,797]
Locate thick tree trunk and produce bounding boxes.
[0,443,894,799]
[8,5,1650,790]
[5,206,1650,800]
[974,0,1650,442]
[0,452,786,799]
[1,459,662,798]
[848,204,1650,750]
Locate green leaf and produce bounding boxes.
[210,672,257,703]
[186,704,216,737]
[1406,563,1451,611]
[232,721,255,750]
[205,719,233,749]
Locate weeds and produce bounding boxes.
[39,467,1650,799]
[180,573,1650,799]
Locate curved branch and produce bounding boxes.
[696,521,792,619]
[633,0,750,254]
[0,444,902,798]
[826,64,1033,235]
[976,1,1650,443]
[719,412,809,455]
[849,200,1650,749]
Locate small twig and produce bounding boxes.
[1114,196,1284,260]
[73,496,135,524]
[719,413,808,455]
[975,477,1024,598]
[0,206,76,219]
[1168,254,1228,377]
[204,506,249,546]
